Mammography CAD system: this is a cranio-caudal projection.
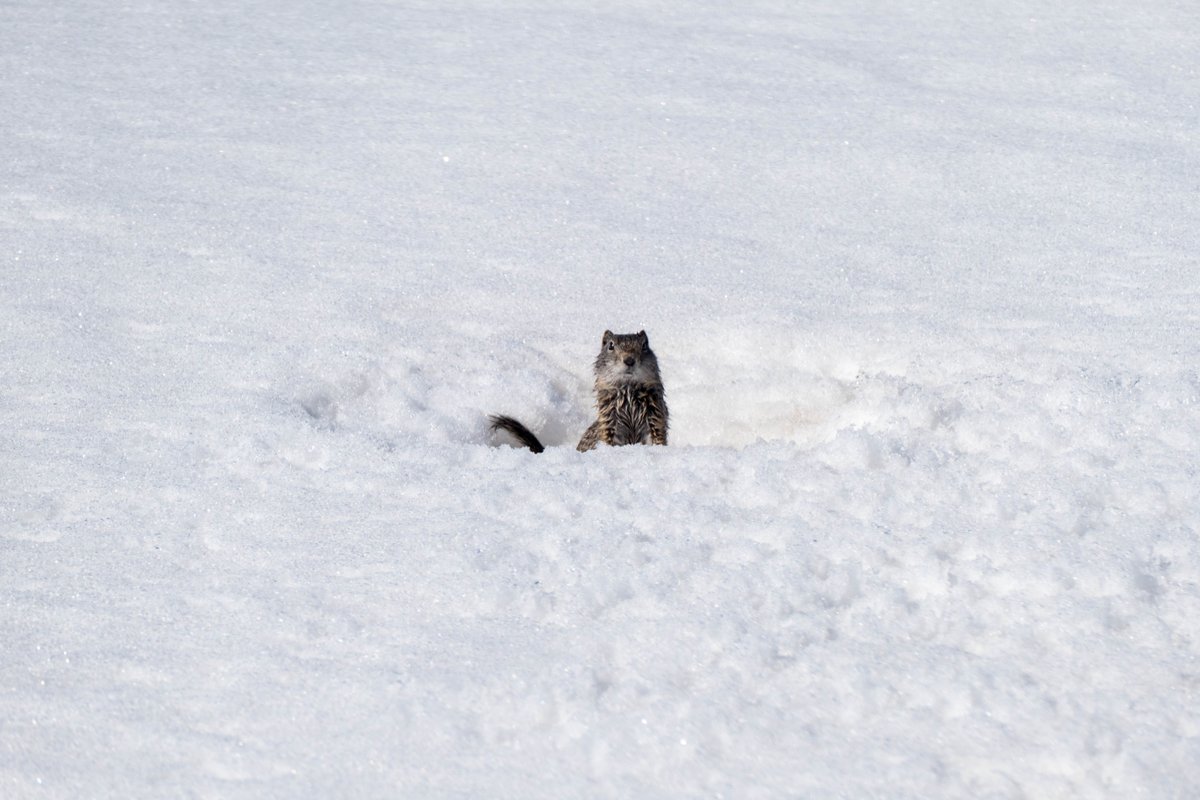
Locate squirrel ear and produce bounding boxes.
[602,330,614,342]
[638,330,648,343]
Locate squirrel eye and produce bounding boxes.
[607,341,615,350]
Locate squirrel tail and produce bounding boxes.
[488,415,546,454]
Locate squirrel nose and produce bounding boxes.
[624,356,635,367]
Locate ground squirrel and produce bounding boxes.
[490,330,668,453]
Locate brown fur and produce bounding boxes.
[490,330,668,453]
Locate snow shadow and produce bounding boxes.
[666,335,916,450]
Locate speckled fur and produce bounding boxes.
[489,330,668,453]
[575,330,667,451]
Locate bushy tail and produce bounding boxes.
[488,415,545,454]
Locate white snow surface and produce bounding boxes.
[3,0,1200,796]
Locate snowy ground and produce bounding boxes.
[3,0,1199,796]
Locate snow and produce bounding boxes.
[3,0,1199,796]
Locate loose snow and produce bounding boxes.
[3,0,1199,797]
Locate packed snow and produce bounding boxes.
[3,0,1199,796]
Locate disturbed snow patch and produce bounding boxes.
[663,332,912,449]
[288,332,953,457]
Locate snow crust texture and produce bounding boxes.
[3,0,1199,797]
